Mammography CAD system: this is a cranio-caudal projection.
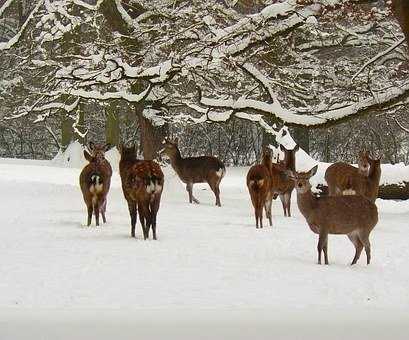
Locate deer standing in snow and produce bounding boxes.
[79,142,112,226]
[119,145,164,240]
[288,165,378,265]
[325,152,381,202]
[270,144,299,217]
[161,137,225,206]
[247,147,274,228]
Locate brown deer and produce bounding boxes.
[162,137,225,206]
[119,145,164,240]
[325,153,381,203]
[288,165,378,265]
[79,142,112,226]
[270,144,299,217]
[325,151,371,196]
[246,148,274,228]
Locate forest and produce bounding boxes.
[1,0,409,166]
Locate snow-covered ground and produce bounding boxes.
[1,156,409,339]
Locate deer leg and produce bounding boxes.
[87,204,93,226]
[348,232,363,265]
[264,195,273,227]
[285,191,292,217]
[150,194,161,240]
[323,238,329,265]
[94,200,100,227]
[101,198,107,223]
[128,201,137,238]
[317,231,328,265]
[139,203,152,240]
[186,183,199,204]
[279,194,287,217]
[358,233,371,265]
[208,179,222,207]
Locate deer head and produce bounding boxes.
[84,142,110,164]
[287,165,318,194]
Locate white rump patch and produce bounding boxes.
[216,168,225,178]
[343,189,356,195]
[146,181,156,194]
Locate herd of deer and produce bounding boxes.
[247,147,381,266]
[79,139,382,266]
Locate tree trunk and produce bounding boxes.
[393,0,409,45]
[61,116,73,150]
[105,104,120,147]
[291,126,310,154]
[137,113,168,160]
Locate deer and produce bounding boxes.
[79,142,112,227]
[288,165,378,265]
[119,145,164,240]
[325,151,371,196]
[246,148,274,228]
[161,137,225,206]
[270,144,299,217]
[325,153,381,203]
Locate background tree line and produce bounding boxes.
[0,0,409,165]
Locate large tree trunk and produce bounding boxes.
[61,116,73,150]
[137,114,168,160]
[291,126,310,154]
[105,103,120,147]
[393,0,409,44]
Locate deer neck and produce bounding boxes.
[168,148,183,168]
[296,189,317,220]
[282,154,295,171]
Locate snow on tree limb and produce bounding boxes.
[0,0,15,18]
[394,116,409,133]
[215,4,322,58]
[199,82,409,127]
[0,0,44,50]
[48,86,153,103]
[351,37,406,81]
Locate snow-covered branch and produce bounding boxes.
[199,82,409,127]
[0,0,44,50]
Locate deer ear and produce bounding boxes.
[174,138,179,145]
[285,169,295,179]
[308,165,318,178]
[84,150,93,162]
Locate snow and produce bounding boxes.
[1,148,409,338]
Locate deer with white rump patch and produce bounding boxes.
[162,137,225,206]
[247,147,274,228]
[119,145,164,240]
[79,142,112,226]
[288,165,378,265]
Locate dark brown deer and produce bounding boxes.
[270,144,299,217]
[246,148,274,228]
[288,166,378,265]
[325,151,371,196]
[79,142,112,226]
[162,137,225,206]
[119,145,164,240]
[325,153,381,203]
